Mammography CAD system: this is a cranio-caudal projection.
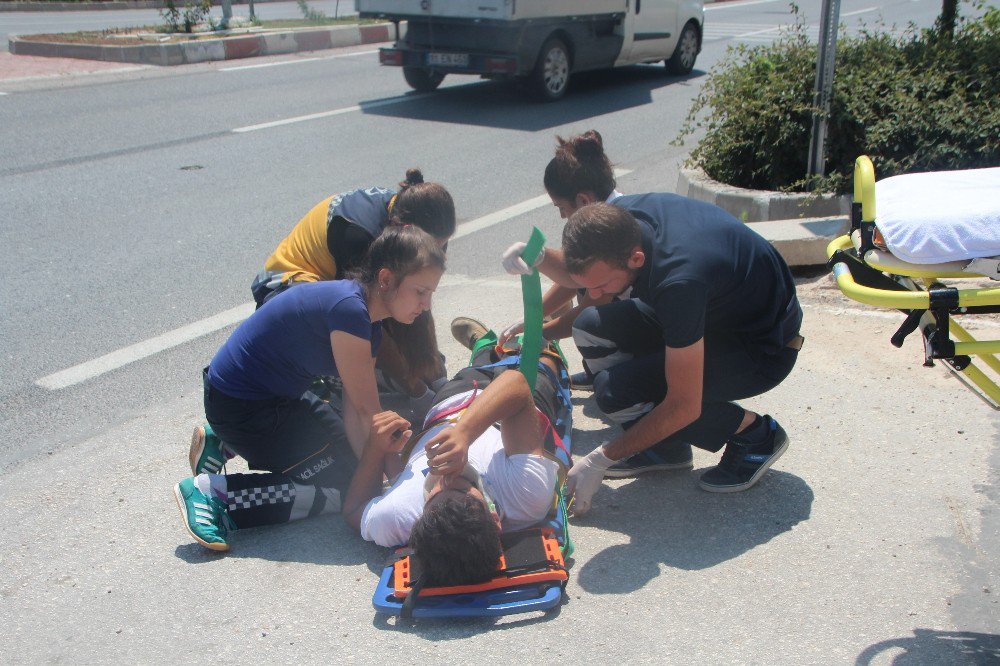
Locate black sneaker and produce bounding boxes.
[570,371,594,392]
[699,416,789,493]
[604,442,694,478]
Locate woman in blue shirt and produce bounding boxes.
[174,226,446,551]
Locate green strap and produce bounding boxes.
[518,228,547,391]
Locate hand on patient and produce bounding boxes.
[369,411,412,454]
[498,320,524,346]
[566,447,616,515]
[425,424,471,475]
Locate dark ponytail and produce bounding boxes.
[391,168,456,240]
[543,130,616,201]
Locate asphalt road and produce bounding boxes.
[2,0,996,661]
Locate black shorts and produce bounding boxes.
[431,361,561,426]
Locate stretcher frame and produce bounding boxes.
[826,156,1000,409]
[372,228,574,619]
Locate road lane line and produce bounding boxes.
[232,92,426,132]
[35,302,255,390]
[842,7,879,16]
[705,0,784,11]
[220,49,377,72]
[451,168,632,240]
[33,173,628,390]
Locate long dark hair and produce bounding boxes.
[352,225,447,382]
[390,168,457,240]
[543,130,616,201]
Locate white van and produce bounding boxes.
[356,0,705,101]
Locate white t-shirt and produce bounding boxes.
[359,390,560,547]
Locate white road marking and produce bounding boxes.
[842,7,880,16]
[232,91,426,132]
[219,49,376,72]
[705,0,784,10]
[451,168,632,240]
[35,302,255,390]
[34,172,625,390]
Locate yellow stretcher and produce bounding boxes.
[826,156,1000,409]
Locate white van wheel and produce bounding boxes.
[532,37,570,101]
[665,22,699,75]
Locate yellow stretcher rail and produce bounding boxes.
[826,155,1000,408]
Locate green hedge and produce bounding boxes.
[676,5,1000,193]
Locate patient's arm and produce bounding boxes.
[424,368,549,475]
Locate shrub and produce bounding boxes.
[675,3,1000,193]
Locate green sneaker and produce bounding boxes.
[189,424,228,475]
[173,477,233,551]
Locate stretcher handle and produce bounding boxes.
[854,156,876,222]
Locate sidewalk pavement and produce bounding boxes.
[1,272,997,662]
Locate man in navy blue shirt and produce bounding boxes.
[538,198,802,514]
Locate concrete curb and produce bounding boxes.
[676,167,850,268]
[8,22,391,64]
[747,216,848,267]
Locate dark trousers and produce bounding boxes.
[572,300,799,453]
[203,371,355,529]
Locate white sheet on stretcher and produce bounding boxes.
[875,167,1000,264]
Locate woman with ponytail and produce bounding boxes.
[175,226,447,552]
[494,130,623,357]
[252,169,457,416]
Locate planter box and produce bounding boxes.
[677,166,849,223]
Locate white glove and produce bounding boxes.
[498,320,524,346]
[566,447,616,515]
[501,241,545,276]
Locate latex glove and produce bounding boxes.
[498,320,524,346]
[501,241,545,276]
[566,447,615,515]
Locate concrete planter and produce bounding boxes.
[677,166,850,223]
[676,166,851,267]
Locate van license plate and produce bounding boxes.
[427,52,469,67]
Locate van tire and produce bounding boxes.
[665,22,699,75]
[531,37,571,101]
[403,67,446,92]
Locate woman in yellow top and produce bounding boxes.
[251,168,456,417]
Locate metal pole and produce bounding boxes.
[806,0,842,179]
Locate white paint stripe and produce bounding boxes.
[220,57,323,71]
[34,170,630,390]
[35,302,255,390]
[842,7,879,16]
[232,91,426,132]
[0,92,8,96]
[219,49,376,72]
[452,168,633,240]
[706,0,784,11]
